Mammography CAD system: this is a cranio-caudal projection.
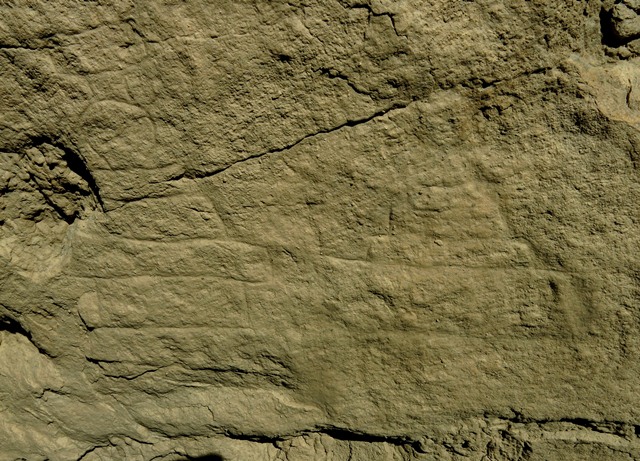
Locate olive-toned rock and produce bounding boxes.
[1,1,639,460]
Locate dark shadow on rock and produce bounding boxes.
[600,5,622,47]
[600,2,640,48]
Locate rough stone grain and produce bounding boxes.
[1,0,640,460]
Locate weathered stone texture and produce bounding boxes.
[1,0,640,460]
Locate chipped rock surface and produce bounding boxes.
[1,1,640,460]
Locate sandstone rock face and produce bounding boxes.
[1,1,640,460]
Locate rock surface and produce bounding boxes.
[1,0,640,460]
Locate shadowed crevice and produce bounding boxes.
[0,315,53,357]
[601,6,625,47]
[28,135,105,212]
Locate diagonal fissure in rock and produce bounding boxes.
[183,100,413,181]
[29,135,105,212]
